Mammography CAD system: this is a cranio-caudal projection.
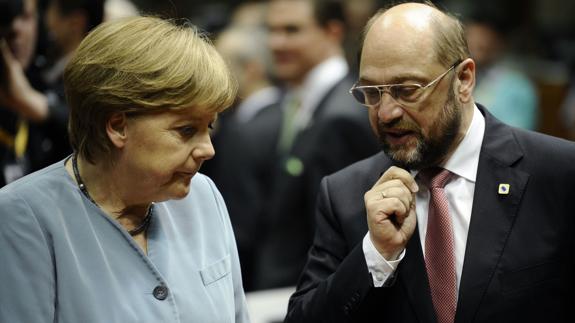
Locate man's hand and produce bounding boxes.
[365,166,418,260]
[0,39,48,122]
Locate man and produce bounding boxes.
[40,0,104,164]
[203,24,280,291]
[466,11,538,130]
[44,0,104,86]
[245,0,378,289]
[286,2,575,323]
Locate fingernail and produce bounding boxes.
[411,183,419,192]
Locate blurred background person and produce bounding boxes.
[243,0,378,290]
[0,0,105,188]
[204,18,281,291]
[0,0,48,186]
[104,0,139,21]
[40,0,105,169]
[466,10,540,130]
[0,16,249,322]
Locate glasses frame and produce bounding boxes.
[349,61,462,108]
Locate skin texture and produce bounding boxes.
[359,3,476,259]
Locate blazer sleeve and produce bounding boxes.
[284,176,374,323]
[0,192,55,322]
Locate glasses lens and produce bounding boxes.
[391,85,423,104]
[352,87,381,106]
[351,87,367,105]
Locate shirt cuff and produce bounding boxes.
[362,233,405,287]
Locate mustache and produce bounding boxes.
[377,118,421,133]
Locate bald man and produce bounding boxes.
[285,2,575,323]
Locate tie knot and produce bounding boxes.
[420,167,452,189]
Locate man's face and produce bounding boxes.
[359,17,463,170]
[466,22,502,68]
[5,0,37,68]
[45,1,67,53]
[266,0,333,85]
[374,80,462,170]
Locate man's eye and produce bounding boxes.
[394,85,422,102]
[285,25,301,34]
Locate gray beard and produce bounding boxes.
[378,83,461,170]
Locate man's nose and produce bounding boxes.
[376,92,404,123]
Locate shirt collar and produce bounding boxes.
[282,56,348,130]
[442,104,485,182]
[411,105,485,183]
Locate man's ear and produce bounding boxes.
[106,112,128,148]
[456,58,476,103]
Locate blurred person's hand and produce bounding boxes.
[0,38,47,122]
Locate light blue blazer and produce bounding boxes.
[0,160,250,323]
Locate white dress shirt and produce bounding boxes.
[364,105,486,290]
[286,56,349,132]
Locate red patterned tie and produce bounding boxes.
[422,168,456,323]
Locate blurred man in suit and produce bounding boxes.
[203,23,280,291]
[286,2,575,322]
[247,0,378,289]
[40,0,104,163]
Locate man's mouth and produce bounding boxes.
[383,129,416,146]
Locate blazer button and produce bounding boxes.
[153,285,169,300]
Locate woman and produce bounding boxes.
[0,16,249,322]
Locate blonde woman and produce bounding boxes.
[0,16,249,322]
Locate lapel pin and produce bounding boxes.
[498,183,510,195]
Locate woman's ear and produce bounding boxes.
[106,112,128,148]
[456,58,476,103]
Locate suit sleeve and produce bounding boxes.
[284,176,375,323]
[0,192,55,322]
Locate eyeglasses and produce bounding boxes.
[349,61,460,108]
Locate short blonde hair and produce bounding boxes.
[64,16,237,163]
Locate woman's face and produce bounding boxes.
[117,108,216,203]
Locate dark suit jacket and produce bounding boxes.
[285,105,575,323]
[247,75,379,289]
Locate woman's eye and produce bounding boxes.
[178,126,197,137]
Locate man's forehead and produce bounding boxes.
[267,0,313,23]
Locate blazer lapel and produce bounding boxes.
[455,107,529,323]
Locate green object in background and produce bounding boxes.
[285,157,304,176]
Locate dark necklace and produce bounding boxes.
[71,155,153,236]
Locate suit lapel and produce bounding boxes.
[399,228,438,323]
[455,107,529,323]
